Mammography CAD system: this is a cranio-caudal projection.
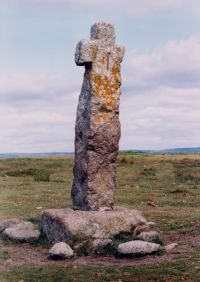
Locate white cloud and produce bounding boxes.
[120,86,200,150]
[120,37,200,150]
[3,0,200,16]
[124,37,200,89]
[0,73,79,99]
[1,36,200,152]
[0,72,79,152]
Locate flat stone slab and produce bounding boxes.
[3,222,40,242]
[41,206,147,242]
[117,240,161,257]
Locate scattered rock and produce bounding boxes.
[3,222,40,242]
[49,242,73,259]
[164,243,178,252]
[117,240,160,257]
[91,239,113,255]
[41,207,147,241]
[137,231,162,243]
[0,218,22,232]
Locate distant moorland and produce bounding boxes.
[1,147,200,158]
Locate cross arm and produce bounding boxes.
[75,40,98,66]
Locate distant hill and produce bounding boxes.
[0,152,73,158]
[1,148,200,158]
[121,147,200,155]
[158,147,200,154]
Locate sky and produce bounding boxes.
[0,0,200,153]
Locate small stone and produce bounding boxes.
[3,222,40,242]
[137,231,162,243]
[164,243,178,252]
[0,218,22,232]
[91,239,113,254]
[49,242,73,259]
[117,240,160,257]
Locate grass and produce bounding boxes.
[1,154,200,280]
[0,261,193,282]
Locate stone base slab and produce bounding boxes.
[41,206,147,242]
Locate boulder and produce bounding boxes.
[0,218,22,232]
[3,222,40,242]
[49,242,73,259]
[41,206,147,241]
[137,231,162,243]
[117,240,160,257]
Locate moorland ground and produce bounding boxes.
[1,154,200,281]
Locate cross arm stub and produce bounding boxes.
[75,39,98,66]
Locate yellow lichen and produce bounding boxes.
[91,57,121,123]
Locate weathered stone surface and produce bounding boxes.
[49,242,73,259]
[72,22,125,211]
[3,222,40,242]
[90,239,113,255]
[133,224,150,236]
[117,240,160,257]
[137,231,162,243]
[41,206,147,242]
[0,218,22,233]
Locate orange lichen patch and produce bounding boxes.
[101,98,118,111]
[92,112,113,124]
[91,74,118,99]
[90,45,98,61]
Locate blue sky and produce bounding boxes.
[1,0,200,153]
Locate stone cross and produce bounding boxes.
[71,22,125,211]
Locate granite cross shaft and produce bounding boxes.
[71,22,125,211]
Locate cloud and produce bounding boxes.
[0,72,80,152]
[0,87,79,152]
[120,86,200,150]
[1,36,200,152]
[120,37,200,149]
[0,72,77,99]
[124,37,200,90]
[3,0,200,16]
